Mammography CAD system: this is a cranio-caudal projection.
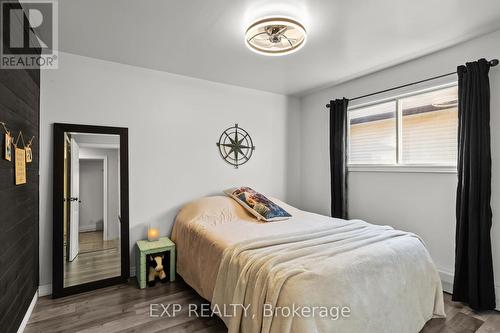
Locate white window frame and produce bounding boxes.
[347,82,458,174]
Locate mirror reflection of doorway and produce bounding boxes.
[63,133,121,288]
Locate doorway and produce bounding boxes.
[78,158,118,255]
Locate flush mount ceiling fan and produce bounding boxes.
[245,17,307,56]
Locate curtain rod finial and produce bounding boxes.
[490,59,499,67]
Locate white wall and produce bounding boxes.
[39,52,301,287]
[79,159,104,232]
[79,147,121,240]
[299,29,500,302]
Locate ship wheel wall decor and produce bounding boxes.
[216,124,255,168]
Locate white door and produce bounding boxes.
[68,138,80,261]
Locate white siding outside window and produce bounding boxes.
[400,86,458,165]
[348,101,396,164]
[347,84,458,172]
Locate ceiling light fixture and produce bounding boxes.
[245,17,306,56]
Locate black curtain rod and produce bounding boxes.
[326,58,499,108]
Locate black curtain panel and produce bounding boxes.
[453,59,495,310]
[329,98,349,219]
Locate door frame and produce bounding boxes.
[78,155,108,239]
[53,123,129,298]
[68,137,80,261]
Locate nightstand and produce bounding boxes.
[136,237,176,289]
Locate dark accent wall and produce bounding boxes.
[0,18,40,333]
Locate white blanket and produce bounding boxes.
[212,220,445,333]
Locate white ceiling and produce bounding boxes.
[58,0,500,95]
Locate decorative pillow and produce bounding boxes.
[224,187,292,222]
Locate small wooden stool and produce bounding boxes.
[136,237,175,289]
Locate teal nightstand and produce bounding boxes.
[136,237,176,289]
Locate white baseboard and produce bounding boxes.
[38,284,52,297]
[79,225,97,232]
[438,269,454,294]
[16,291,37,333]
[438,269,500,311]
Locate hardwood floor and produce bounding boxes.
[26,279,500,333]
[63,231,121,287]
[79,231,119,254]
[423,293,500,333]
[26,279,226,333]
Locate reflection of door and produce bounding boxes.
[63,134,71,259]
[69,138,80,261]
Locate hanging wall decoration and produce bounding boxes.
[216,123,255,169]
[2,121,12,161]
[14,132,27,185]
[25,135,34,163]
[1,121,36,185]
[26,146,33,163]
[4,132,12,161]
[15,146,27,185]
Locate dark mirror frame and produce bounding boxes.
[52,123,129,298]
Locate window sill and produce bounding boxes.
[347,164,457,174]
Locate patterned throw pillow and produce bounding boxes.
[224,187,292,222]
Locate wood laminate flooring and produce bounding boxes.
[26,279,500,333]
[79,231,120,254]
[63,231,121,287]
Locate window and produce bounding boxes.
[348,101,396,164]
[348,85,458,171]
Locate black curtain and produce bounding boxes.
[453,58,495,310]
[329,98,349,219]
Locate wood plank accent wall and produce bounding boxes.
[0,18,40,333]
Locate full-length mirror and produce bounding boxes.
[53,124,129,298]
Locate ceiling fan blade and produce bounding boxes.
[248,31,268,42]
[282,35,294,47]
[282,35,299,42]
[252,34,270,40]
[276,26,288,36]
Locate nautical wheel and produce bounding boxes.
[216,124,255,168]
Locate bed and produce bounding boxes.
[171,196,445,333]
